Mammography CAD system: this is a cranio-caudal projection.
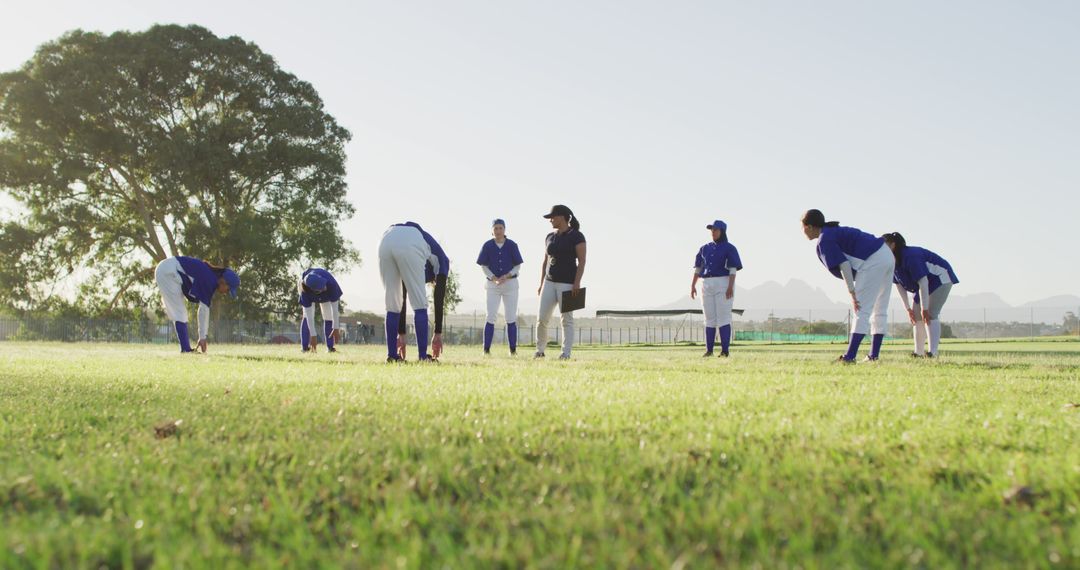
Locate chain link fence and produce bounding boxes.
[2,305,1077,347]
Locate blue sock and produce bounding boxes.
[414,309,430,358]
[175,321,192,353]
[301,318,311,349]
[385,312,400,358]
[507,323,518,351]
[324,321,335,350]
[483,322,495,352]
[719,325,732,353]
[705,327,716,353]
[870,333,884,359]
[844,333,866,361]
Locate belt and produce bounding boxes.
[491,275,517,281]
[703,275,730,279]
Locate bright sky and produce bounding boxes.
[2,1,1078,313]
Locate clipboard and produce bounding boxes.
[560,288,586,313]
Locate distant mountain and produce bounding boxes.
[649,282,1078,323]
[943,292,1013,310]
[656,279,849,319]
[1019,295,1080,309]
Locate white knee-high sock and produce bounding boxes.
[929,320,942,355]
[913,322,927,356]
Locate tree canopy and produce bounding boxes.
[0,24,357,317]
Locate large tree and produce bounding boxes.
[0,24,357,317]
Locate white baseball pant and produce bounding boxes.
[155,257,210,339]
[303,301,340,332]
[378,226,430,312]
[851,244,895,336]
[913,283,952,355]
[486,278,519,325]
[701,276,734,328]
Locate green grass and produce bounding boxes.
[1,341,1078,569]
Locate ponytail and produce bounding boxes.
[568,212,581,231]
[881,232,906,249]
[824,221,840,227]
[881,232,906,263]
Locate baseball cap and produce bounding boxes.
[223,269,240,298]
[543,205,573,219]
[706,220,727,231]
[303,272,328,292]
[492,218,506,228]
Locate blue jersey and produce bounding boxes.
[893,246,959,301]
[298,268,343,307]
[394,222,450,282]
[694,241,743,277]
[816,226,884,279]
[476,238,524,276]
[176,256,221,307]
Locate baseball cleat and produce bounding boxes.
[558,354,571,360]
[836,355,856,364]
[386,356,404,363]
[863,355,879,363]
[702,351,714,357]
[719,351,729,358]
[534,352,545,359]
[327,347,337,353]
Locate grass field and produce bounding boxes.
[2,340,1078,569]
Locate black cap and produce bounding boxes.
[543,205,573,219]
[801,209,826,227]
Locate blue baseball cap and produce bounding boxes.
[706,220,727,232]
[492,218,506,228]
[303,272,327,292]
[223,269,240,298]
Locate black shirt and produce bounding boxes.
[545,229,586,284]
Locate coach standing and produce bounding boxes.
[535,205,586,360]
[154,255,240,353]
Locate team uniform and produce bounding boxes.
[298,268,343,352]
[892,246,958,357]
[536,228,585,359]
[154,256,239,353]
[693,224,743,356]
[476,227,524,354]
[816,226,895,361]
[378,222,449,361]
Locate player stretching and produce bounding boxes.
[378,222,450,362]
[801,209,894,363]
[298,268,343,353]
[476,218,524,355]
[882,233,959,358]
[690,220,743,357]
[154,256,240,353]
